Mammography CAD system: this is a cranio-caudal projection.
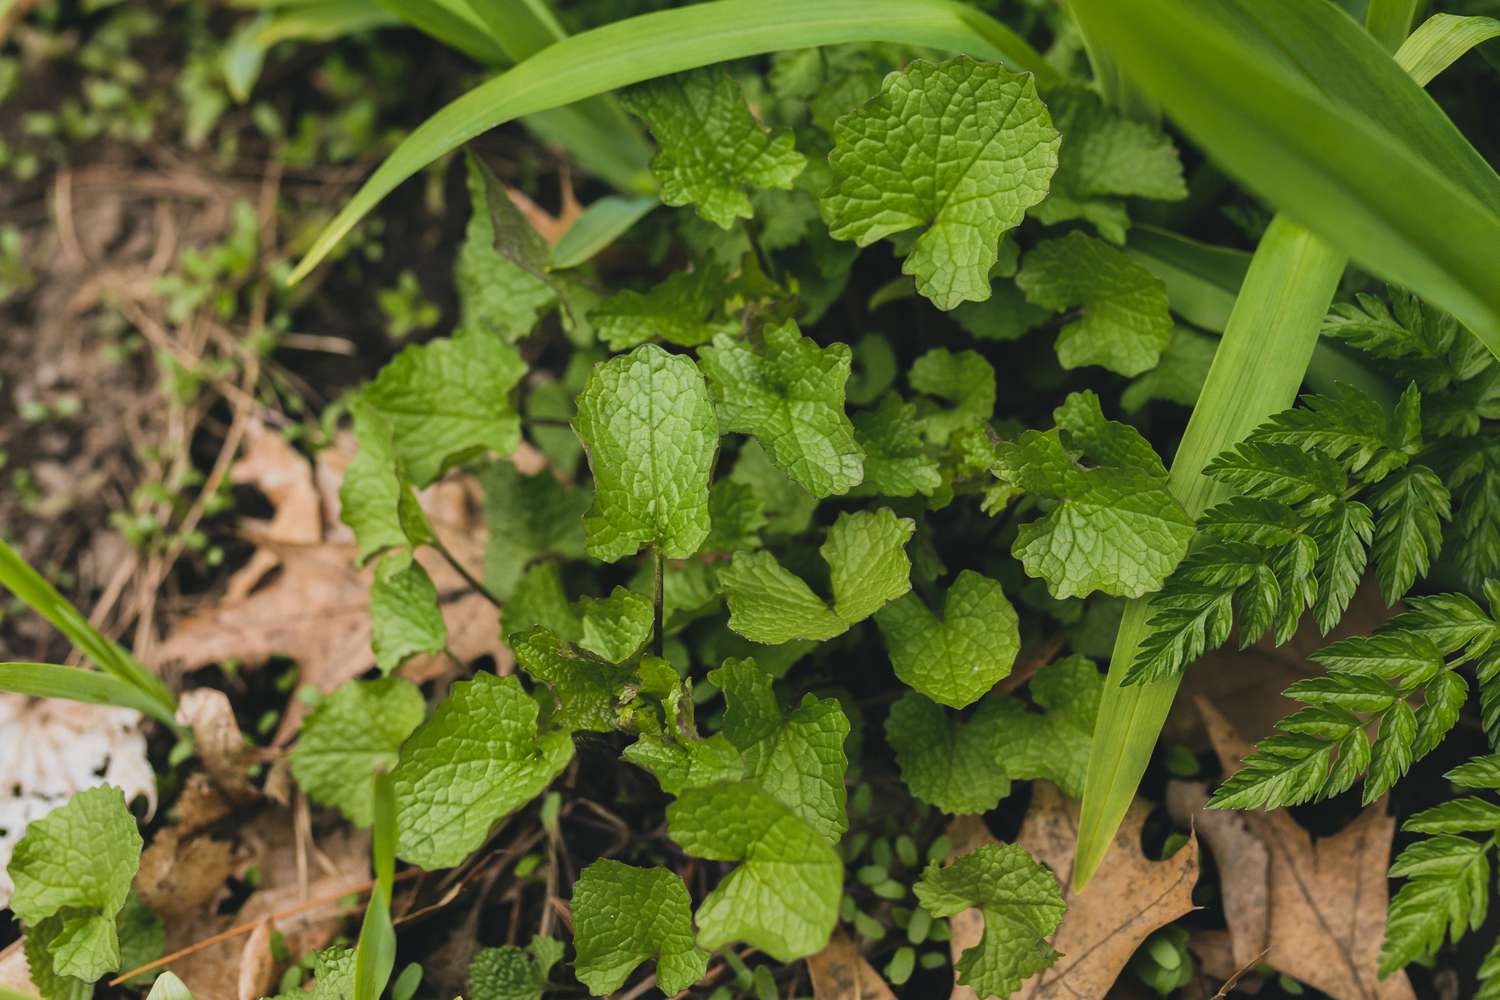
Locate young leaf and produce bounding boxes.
[719,508,914,643]
[909,348,997,445]
[1380,834,1491,976]
[820,56,1060,310]
[391,673,573,869]
[875,570,1019,708]
[622,733,745,794]
[362,331,527,488]
[1016,231,1173,376]
[851,393,943,498]
[577,587,653,664]
[511,626,621,734]
[341,399,428,564]
[591,261,739,351]
[467,939,561,1000]
[986,655,1103,798]
[994,392,1193,599]
[666,781,842,961]
[710,659,850,841]
[885,693,1011,814]
[1370,465,1450,602]
[369,552,447,673]
[698,321,863,498]
[573,345,719,562]
[291,678,426,827]
[622,67,804,229]
[455,154,555,342]
[571,861,709,996]
[913,844,1066,997]
[10,786,142,982]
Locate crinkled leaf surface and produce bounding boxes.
[577,586,654,664]
[511,626,621,734]
[710,659,849,841]
[821,57,1059,309]
[720,508,914,643]
[1017,231,1173,376]
[455,154,555,342]
[573,345,718,562]
[886,693,1011,815]
[502,562,583,644]
[910,348,997,445]
[987,655,1103,798]
[994,392,1191,598]
[699,321,863,498]
[479,461,590,601]
[701,478,767,553]
[667,781,841,961]
[623,733,745,794]
[852,393,942,498]
[369,552,447,673]
[591,262,739,351]
[623,67,805,229]
[914,844,1066,998]
[876,570,1019,708]
[292,677,426,827]
[362,331,526,488]
[391,673,573,869]
[9,785,141,981]
[571,861,709,995]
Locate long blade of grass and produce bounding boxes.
[0,662,178,726]
[0,537,176,718]
[372,0,510,65]
[550,195,658,269]
[1065,0,1500,358]
[1366,0,1419,52]
[1074,216,1346,888]
[286,0,1054,284]
[1397,13,1500,86]
[353,771,398,1000]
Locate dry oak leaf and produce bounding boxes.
[1190,698,1415,1000]
[0,695,155,909]
[806,931,897,1000]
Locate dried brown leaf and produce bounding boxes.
[236,920,275,1000]
[177,688,261,802]
[806,931,897,1000]
[1193,699,1415,1000]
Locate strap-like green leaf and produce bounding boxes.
[287,0,1053,284]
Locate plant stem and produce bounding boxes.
[653,547,665,659]
[1073,216,1345,888]
[430,537,504,610]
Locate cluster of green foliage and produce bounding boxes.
[6,0,1500,998]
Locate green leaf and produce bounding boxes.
[986,655,1103,799]
[623,68,805,229]
[622,733,745,794]
[551,195,659,270]
[885,693,1010,814]
[502,562,582,644]
[720,508,914,643]
[571,861,709,996]
[573,345,719,562]
[288,1,1056,286]
[391,673,574,869]
[467,939,560,1000]
[995,392,1192,599]
[591,261,739,351]
[11,786,142,982]
[1366,700,1419,804]
[1063,0,1500,356]
[1121,327,1216,413]
[455,154,556,342]
[362,331,526,489]
[666,781,842,961]
[909,349,996,446]
[511,626,621,734]
[1380,834,1491,975]
[699,321,863,498]
[340,399,425,565]
[292,678,427,827]
[851,394,943,498]
[369,552,447,673]
[710,659,850,841]
[820,56,1059,310]
[1030,86,1186,243]
[1016,231,1173,376]
[729,439,818,537]
[478,460,590,601]
[577,587,654,665]
[875,570,1018,708]
[913,844,1065,998]
[1370,465,1450,603]
[1441,436,1500,590]
[701,479,767,554]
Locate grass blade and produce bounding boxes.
[1366,0,1419,52]
[286,0,1054,284]
[551,195,658,269]
[372,0,510,65]
[1397,13,1500,86]
[0,537,176,719]
[1065,0,1500,358]
[1074,216,1346,888]
[353,771,398,1000]
[0,662,178,726]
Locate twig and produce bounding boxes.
[430,535,504,609]
[1212,948,1270,999]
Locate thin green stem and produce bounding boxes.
[653,547,665,660]
[430,536,504,610]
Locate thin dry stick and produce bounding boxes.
[108,870,421,985]
[1212,948,1270,999]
